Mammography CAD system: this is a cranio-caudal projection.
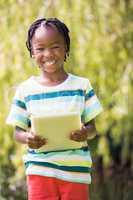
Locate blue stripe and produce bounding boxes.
[13,99,27,110]
[25,90,85,103]
[85,89,95,100]
[25,161,91,173]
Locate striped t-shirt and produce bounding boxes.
[6,73,103,184]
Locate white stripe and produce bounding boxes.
[86,95,99,107]
[26,165,91,184]
[23,152,92,163]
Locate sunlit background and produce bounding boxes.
[0,0,132,199]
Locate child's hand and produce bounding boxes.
[26,132,47,149]
[70,125,89,142]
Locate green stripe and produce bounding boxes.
[28,146,89,154]
[12,114,31,127]
[84,106,103,123]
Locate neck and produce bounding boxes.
[40,69,68,84]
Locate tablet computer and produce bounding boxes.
[31,112,83,152]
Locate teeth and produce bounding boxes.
[45,60,55,65]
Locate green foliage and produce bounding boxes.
[0,0,132,199]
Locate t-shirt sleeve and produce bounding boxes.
[81,80,103,124]
[6,86,31,131]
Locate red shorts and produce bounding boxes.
[27,175,89,200]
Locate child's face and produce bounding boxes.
[31,25,66,74]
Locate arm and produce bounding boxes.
[70,119,97,142]
[14,126,47,149]
[15,126,29,144]
[83,119,97,139]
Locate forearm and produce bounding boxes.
[14,126,28,144]
[84,120,97,139]
[14,127,47,149]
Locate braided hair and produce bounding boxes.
[26,18,70,61]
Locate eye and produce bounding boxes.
[36,48,44,51]
[51,45,60,49]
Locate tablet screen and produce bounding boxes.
[31,112,84,152]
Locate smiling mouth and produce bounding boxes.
[44,60,56,66]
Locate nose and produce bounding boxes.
[43,48,53,58]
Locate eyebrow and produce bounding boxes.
[49,40,62,45]
[33,40,64,47]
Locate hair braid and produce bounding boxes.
[26,18,70,61]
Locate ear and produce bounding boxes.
[31,54,35,58]
[31,48,35,58]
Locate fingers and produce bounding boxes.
[27,138,47,149]
[28,140,47,149]
[70,130,88,142]
[26,133,47,149]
